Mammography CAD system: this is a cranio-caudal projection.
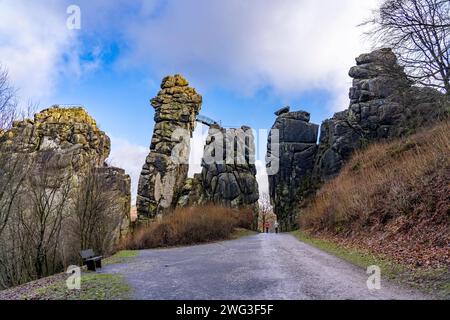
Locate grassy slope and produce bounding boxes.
[294,121,450,299]
[292,231,449,299]
[24,273,131,300]
[299,121,449,267]
[0,250,139,300]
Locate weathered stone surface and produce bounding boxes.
[137,75,202,219]
[267,48,448,231]
[0,106,111,168]
[0,106,132,238]
[180,125,260,213]
[313,48,448,182]
[266,110,319,231]
[275,106,290,116]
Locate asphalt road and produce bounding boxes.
[102,234,428,300]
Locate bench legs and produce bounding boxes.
[86,260,96,272]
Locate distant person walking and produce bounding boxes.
[274,221,279,234]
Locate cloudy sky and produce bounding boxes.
[0,0,379,199]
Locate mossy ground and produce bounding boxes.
[292,230,449,299]
[22,273,131,300]
[8,251,139,300]
[104,250,139,265]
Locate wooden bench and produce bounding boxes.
[80,249,103,271]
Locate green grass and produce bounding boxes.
[292,230,404,276]
[104,250,139,265]
[23,273,131,300]
[292,230,449,299]
[231,228,258,239]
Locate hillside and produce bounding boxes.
[299,120,449,270]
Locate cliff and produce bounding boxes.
[267,48,448,230]
[0,106,131,241]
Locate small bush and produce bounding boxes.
[122,205,254,250]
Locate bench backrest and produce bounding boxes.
[80,249,95,259]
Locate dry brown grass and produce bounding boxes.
[122,205,254,250]
[299,120,450,267]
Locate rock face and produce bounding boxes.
[137,75,202,219]
[178,125,260,213]
[266,110,319,231]
[313,48,447,182]
[1,107,110,167]
[0,106,132,239]
[267,48,448,230]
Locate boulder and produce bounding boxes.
[275,106,290,116]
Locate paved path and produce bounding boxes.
[102,234,428,300]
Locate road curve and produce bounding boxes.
[102,234,428,300]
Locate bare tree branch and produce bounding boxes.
[362,0,450,96]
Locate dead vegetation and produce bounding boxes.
[299,120,450,268]
[123,205,254,249]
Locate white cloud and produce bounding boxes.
[124,0,379,111]
[0,1,80,101]
[188,123,209,177]
[0,0,379,112]
[255,160,269,197]
[108,136,148,202]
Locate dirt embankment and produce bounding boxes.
[299,120,450,269]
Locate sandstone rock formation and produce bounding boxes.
[1,107,110,166]
[137,75,202,219]
[267,48,448,230]
[313,48,448,182]
[0,106,132,239]
[178,125,260,212]
[266,110,319,231]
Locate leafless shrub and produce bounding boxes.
[123,205,253,250]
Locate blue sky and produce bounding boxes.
[0,0,378,198]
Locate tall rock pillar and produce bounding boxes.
[266,108,319,231]
[137,75,202,219]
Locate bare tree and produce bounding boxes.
[71,166,125,256]
[0,65,18,130]
[0,151,73,287]
[0,153,29,237]
[0,64,38,131]
[363,0,450,95]
[16,151,74,279]
[258,193,274,232]
[0,153,30,289]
